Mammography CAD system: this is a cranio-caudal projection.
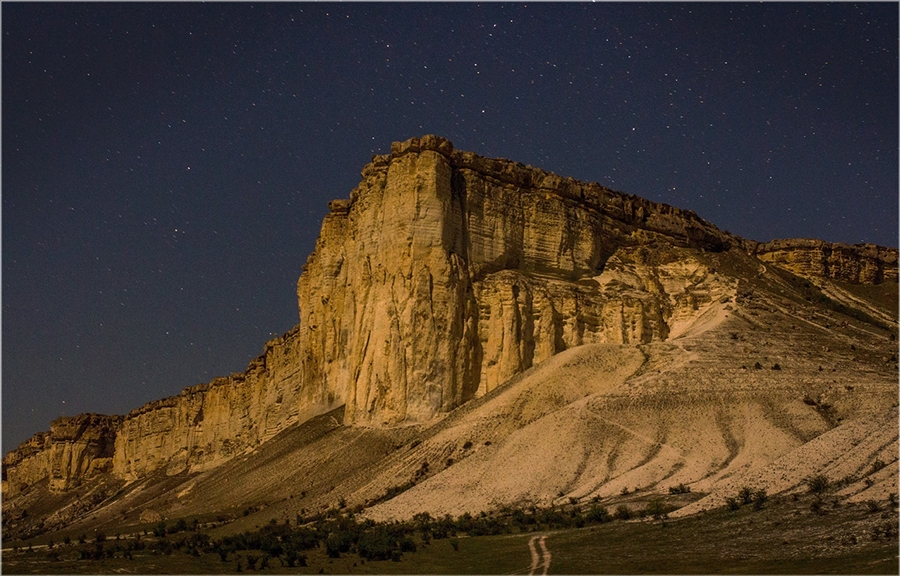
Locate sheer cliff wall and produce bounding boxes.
[4,135,897,493]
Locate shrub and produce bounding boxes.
[752,489,768,510]
[449,538,459,551]
[645,498,668,520]
[153,521,167,538]
[614,505,632,520]
[866,499,881,513]
[754,362,763,370]
[738,486,754,505]
[771,363,781,370]
[246,554,258,570]
[586,505,610,523]
[806,474,829,496]
[668,483,691,494]
[462,441,473,450]
[726,497,740,511]
[217,545,230,562]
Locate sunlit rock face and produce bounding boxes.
[4,135,897,494]
[298,135,738,424]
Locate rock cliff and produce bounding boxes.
[751,238,898,284]
[2,414,121,495]
[3,135,897,500]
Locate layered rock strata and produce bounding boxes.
[751,238,898,284]
[2,414,121,494]
[4,135,897,497]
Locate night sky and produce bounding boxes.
[3,2,897,454]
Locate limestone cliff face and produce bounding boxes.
[296,135,737,423]
[4,135,897,495]
[111,326,323,481]
[752,238,898,284]
[3,414,120,495]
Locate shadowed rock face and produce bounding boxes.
[751,238,898,284]
[2,414,121,495]
[3,135,897,504]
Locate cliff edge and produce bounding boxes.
[4,135,897,507]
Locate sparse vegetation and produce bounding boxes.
[614,504,632,520]
[668,483,691,494]
[645,498,669,520]
[806,474,830,496]
[752,489,768,510]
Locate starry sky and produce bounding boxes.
[3,2,897,454]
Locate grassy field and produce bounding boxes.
[3,497,897,574]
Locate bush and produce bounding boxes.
[726,497,740,511]
[738,486,754,505]
[153,521,167,538]
[462,441,473,450]
[245,554,259,570]
[645,499,668,520]
[866,499,881,513]
[806,474,830,496]
[752,489,767,510]
[614,505,632,520]
[668,483,691,494]
[325,531,352,558]
[585,505,610,523]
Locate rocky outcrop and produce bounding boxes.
[295,135,738,424]
[3,414,121,495]
[112,326,326,481]
[751,238,898,284]
[4,135,897,498]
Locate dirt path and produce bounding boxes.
[527,534,551,575]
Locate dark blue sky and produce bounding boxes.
[3,2,897,454]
